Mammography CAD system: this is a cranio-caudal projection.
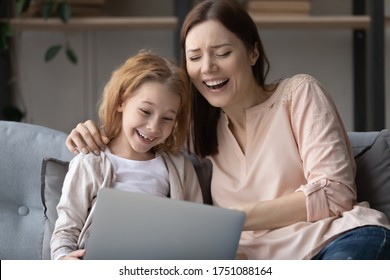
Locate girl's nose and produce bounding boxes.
[146,117,160,132]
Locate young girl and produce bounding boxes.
[50,50,203,260]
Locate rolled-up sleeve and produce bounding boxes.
[296,179,356,222]
[290,75,357,222]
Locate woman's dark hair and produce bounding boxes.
[180,0,271,157]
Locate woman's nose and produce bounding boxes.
[201,56,217,74]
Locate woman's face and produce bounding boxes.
[185,20,259,109]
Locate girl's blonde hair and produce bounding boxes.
[98,50,190,154]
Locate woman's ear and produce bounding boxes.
[250,42,260,66]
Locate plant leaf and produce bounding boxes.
[0,23,11,53]
[3,106,25,122]
[16,0,31,15]
[57,1,72,24]
[44,45,62,62]
[66,46,78,64]
[42,0,54,20]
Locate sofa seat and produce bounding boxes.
[0,120,389,259]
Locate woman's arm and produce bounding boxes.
[232,191,307,231]
[232,75,356,231]
[66,120,109,155]
[290,75,356,222]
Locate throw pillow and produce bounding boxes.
[40,157,69,260]
[354,129,390,222]
[183,151,213,205]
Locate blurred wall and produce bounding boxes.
[12,0,390,133]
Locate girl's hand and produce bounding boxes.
[66,120,109,155]
[59,249,85,260]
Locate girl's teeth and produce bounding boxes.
[138,131,151,140]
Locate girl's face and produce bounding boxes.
[116,81,181,160]
[185,20,259,110]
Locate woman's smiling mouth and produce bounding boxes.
[203,79,229,90]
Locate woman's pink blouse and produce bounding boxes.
[209,74,390,259]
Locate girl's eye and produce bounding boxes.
[162,117,175,122]
[139,109,150,115]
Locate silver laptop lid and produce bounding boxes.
[83,188,245,260]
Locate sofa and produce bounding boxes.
[0,120,389,260]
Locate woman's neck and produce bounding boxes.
[223,84,275,153]
[224,84,272,126]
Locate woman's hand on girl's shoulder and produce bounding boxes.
[66,120,109,156]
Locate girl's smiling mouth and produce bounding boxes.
[137,130,156,142]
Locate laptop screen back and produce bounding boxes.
[83,188,245,260]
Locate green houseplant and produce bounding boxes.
[0,0,80,121]
[13,0,78,63]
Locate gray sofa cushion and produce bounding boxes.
[183,151,213,204]
[0,121,73,260]
[40,158,69,260]
[37,128,390,261]
[352,129,390,220]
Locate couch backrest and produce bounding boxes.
[348,129,390,221]
[1,120,389,260]
[0,121,73,260]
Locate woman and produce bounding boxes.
[66,0,390,259]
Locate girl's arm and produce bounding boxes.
[50,155,103,259]
[58,249,85,260]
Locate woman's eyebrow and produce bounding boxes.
[210,43,232,49]
[186,48,199,54]
[186,43,232,54]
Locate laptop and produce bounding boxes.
[83,188,245,260]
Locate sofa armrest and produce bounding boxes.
[0,121,73,259]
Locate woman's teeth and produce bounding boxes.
[204,79,228,89]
